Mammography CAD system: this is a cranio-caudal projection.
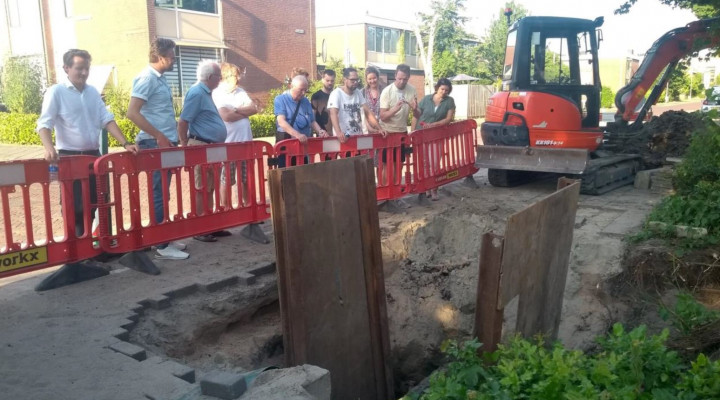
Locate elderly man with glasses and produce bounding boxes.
[274,75,327,167]
[178,59,228,242]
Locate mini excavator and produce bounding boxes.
[476,15,720,194]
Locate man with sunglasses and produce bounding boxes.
[328,67,385,143]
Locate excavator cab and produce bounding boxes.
[483,16,605,151]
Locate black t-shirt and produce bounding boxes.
[311,90,331,133]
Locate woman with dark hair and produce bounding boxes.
[361,66,385,132]
[413,78,456,200]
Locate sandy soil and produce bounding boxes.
[0,169,663,399]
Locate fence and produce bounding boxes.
[0,120,478,278]
[0,156,102,278]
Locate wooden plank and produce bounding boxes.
[498,182,580,341]
[355,157,394,399]
[473,233,505,353]
[269,157,392,400]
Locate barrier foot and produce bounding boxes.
[463,175,480,189]
[241,223,270,244]
[35,261,110,292]
[119,251,161,275]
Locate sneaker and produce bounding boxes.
[155,246,189,260]
[170,241,187,250]
[152,241,187,251]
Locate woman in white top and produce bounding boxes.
[213,63,259,210]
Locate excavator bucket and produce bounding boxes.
[475,145,589,174]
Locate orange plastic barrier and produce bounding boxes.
[0,156,102,278]
[272,132,411,201]
[93,141,273,253]
[408,120,479,194]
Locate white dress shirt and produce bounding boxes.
[36,79,115,151]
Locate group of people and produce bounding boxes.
[37,39,259,261]
[276,64,456,194]
[35,38,457,262]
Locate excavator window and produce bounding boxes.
[502,30,517,82]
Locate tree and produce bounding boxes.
[478,1,529,84]
[690,72,704,98]
[616,0,720,18]
[0,56,44,114]
[414,0,479,88]
[667,62,691,101]
[413,11,439,91]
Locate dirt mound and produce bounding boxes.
[608,111,704,169]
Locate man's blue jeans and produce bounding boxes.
[137,139,175,249]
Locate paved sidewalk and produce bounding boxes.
[0,144,47,161]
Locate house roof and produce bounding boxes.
[317,13,413,31]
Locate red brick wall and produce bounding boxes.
[409,74,426,98]
[221,0,316,105]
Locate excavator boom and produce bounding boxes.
[614,18,720,129]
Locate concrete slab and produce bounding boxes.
[109,341,147,361]
[602,210,647,236]
[201,370,247,399]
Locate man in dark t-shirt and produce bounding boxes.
[310,69,335,134]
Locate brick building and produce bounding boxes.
[0,0,316,102]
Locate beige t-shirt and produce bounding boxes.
[379,83,416,132]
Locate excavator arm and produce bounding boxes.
[612,17,720,130]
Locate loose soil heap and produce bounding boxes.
[607,111,705,169]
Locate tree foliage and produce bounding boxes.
[0,56,44,114]
[616,0,720,18]
[478,1,529,85]
[415,0,487,87]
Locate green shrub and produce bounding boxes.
[410,323,719,400]
[638,116,720,243]
[0,112,138,147]
[659,291,720,334]
[0,112,277,145]
[673,119,720,195]
[261,87,284,116]
[104,83,131,119]
[0,112,42,144]
[112,118,139,146]
[250,114,276,138]
[600,86,614,108]
[1,56,44,114]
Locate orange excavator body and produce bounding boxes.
[477,15,720,194]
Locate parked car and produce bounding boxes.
[701,86,720,113]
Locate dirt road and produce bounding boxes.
[0,166,664,399]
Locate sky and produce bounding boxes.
[315,0,698,58]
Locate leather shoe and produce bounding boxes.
[212,230,232,237]
[193,235,217,242]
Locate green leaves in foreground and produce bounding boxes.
[414,323,720,400]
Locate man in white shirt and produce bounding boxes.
[37,49,138,237]
[328,67,384,143]
[379,64,420,133]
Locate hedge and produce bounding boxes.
[0,112,277,146]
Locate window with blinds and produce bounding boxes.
[164,46,221,96]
